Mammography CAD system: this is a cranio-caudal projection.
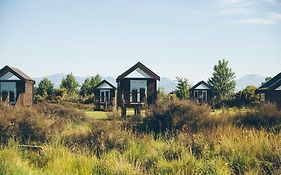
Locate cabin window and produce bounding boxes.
[194,91,198,99]
[0,82,16,103]
[1,91,8,102]
[100,91,105,103]
[9,91,15,103]
[198,91,202,98]
[202,91,207,102]
[105,91,110,103]
[100,90,110,103]
[130,80,147,103]
[132,89,138,103]
[140,88,146,103]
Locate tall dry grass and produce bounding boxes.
[0,101,281,174]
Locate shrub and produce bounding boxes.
[61,121,131,157]
[0,102,88,144]
[35,102,87,123]
[0,103,50,144]
[235,102,281,131]
[135,99,210,134]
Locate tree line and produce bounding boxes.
[35,59,268,107]
[35,74,102,103]
[169,59,265,107]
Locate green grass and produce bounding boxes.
[84,108,145,120]
[85,111,109,119]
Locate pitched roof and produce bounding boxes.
[256,72,281,93]
[190,80,213,90]
[0,65,34,82]
[116,62,160,82]
[94,80,116,89]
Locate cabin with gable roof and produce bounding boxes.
[93,79,116,111]
[116,62,160,107]
[190,80,214,104]
[256,72,281,108]
[0,65,35,106]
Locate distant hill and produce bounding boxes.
[236,74,266,91]
[33,74,176,93]
[33,73,88,88]
[34,73,267,93]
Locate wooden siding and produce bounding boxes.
[117,79,130,106]
[147,79,157,105]
[23,81,34,106]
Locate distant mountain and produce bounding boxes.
[33,73,89,88]
[33,74,176,93]
[159,77,176,93]
[236,74,266,91]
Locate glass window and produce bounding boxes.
[194,91,198,98]
[140,88,146,103]
[132,89,138,103]
[101,91,105,103]
[105,91,110,103]
[9,91,15,103]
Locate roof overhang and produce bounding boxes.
[116,62,160,82]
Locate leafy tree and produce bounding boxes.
[236,85,260,106]
[36,78,54,97]
[208,59,236,102]
[80,78,91,97]
[80,74,102,97]
[175,77,191,100]
[157,87,166,102]
[262,77,272,85]
[60,73,80,95]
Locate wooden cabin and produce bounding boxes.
[116,62,160,108]
[0,65,35,106]
[256,72,281,108]
[93,80,116,111]
[190,80,213,104]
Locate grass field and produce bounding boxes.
[84,108,145,120]
[84,111,109,119]
[0,101,281,174]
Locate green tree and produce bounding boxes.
[236,85,260,106]
[80,74,102,97]
[262,76,272,85]
[208,59,236,102]
[175,77,191,100]
[157,87,166,102]
[60,73,80,95]
[36,78,54,97]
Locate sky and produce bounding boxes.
[0,0,280,83]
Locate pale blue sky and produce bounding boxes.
[0,0,280,83]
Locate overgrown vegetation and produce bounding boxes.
[0,101,281,174]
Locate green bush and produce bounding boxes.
[135,99,210,134]
[61,121,131,157]
[35,102,87,123]
[235,102,281,131]
[0,103,49,144]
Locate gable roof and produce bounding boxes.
[190,80,213,90]
[0,65,34,82]
[116,62,160,82]
[256,72,281,93]
[94,80,116,90]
